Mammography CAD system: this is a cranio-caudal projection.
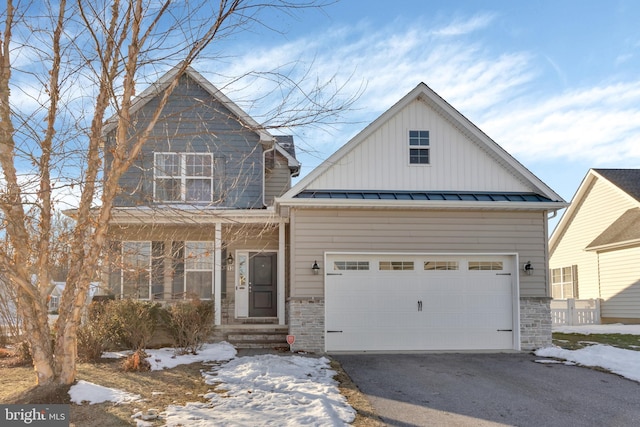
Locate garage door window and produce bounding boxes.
[424,261,459,270]
[379,261,414,271]
[334,261,370,271]
[469,261,503,271]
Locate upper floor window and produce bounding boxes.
[154,153,214,203]
[409,130,430,164]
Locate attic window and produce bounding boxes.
[409,130,429,164]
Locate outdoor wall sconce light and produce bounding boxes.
[226,253,234,267]
[312,260,320,275]
[523,261,534,275]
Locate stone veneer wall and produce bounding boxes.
[288,296,552,353]
[287,297,325,353]
[519,297,552,350]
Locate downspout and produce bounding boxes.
[263,143,275,207]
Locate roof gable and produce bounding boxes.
[104,65,270,142]
[102,65,300,172]
[550,169,640,253]
[281,83,564,205]
[592,169,640,202]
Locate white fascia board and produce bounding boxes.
[108,207,285,225]
[276,197,568,211]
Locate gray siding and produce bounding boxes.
[264,152,292,206]
[289,208,548,298]
[107,74,264,208]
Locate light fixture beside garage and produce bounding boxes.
[312,260,320,275]
[523,261,534,275]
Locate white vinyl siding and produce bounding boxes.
[598,247,640,320]
[305,98,535,193]
[550,177,637,299]
[289,208,547,298]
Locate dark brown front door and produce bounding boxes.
[249,252,277,317]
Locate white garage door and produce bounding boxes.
[325,254,517,351]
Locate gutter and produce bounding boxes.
[275,197,569,211]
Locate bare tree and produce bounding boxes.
[0,0,356,386]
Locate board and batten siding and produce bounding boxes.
[306,98,533,193]
[597,247,640,321]
[550,177,637,299]
[108,74,264,209]
[289,208,548,298]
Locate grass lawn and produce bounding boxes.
[0,351,383,427]
[552,332,640,351]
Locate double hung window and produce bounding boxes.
[409,130,430,164]
[155,153,214,203]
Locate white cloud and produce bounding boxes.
[202,12,640,170]
[431,13,496,37]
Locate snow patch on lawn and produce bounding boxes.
[69,380,142,405]
[163,354,356,426]
[535,344,640,382]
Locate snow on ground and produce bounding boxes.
[69,380,142,405]
[69,342,355,426]
[537,323,640,383]
[536,344,640,382]
[145,341,237,370]
[163,354,355,426]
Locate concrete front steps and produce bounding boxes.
[215,325,290,350]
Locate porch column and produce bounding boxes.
[214,222,222,326]
[278,219,286,325]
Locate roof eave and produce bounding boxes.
[276,198,568,211]
[585,238,640,252]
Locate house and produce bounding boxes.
[549,169,640,324]
[102,66,299,344]
[102,66,566,352]
[276,83,567,352]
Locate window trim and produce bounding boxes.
[408,130,430,165]
[154,152,214,203]
[121,241,152,299]
[182,241,215,300]
[550,265,577,299]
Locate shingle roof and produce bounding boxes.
[594,169,640,202]
[586,207,640,250]
[274,135,296,158]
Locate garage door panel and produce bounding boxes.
[325,254,516,351]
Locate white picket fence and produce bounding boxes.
[550,298,601,326]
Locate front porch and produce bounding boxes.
[105,207,290,345]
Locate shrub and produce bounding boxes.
[161,299,214,355]
[77,301,119,362]
[109,299,161,351]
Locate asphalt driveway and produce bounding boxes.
[334,352,640,427]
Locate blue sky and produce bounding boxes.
[193,0,640,233]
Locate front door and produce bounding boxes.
[249,252,277,317]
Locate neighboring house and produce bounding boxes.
[549,169,640,324]
[277,82,567,352]
[47,282,65,312]
[101,67,567,352]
